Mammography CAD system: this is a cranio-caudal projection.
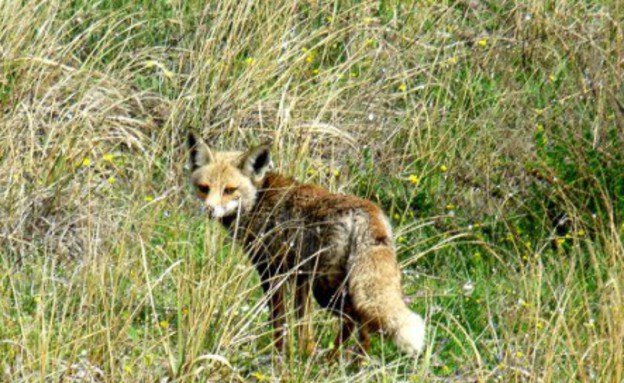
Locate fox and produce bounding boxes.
[187,132,426,357]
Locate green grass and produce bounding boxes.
[1,0,623,381]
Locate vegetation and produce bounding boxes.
[1,0,622,381]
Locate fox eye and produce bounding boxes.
[197,184,210,194]
[223,186,238,195]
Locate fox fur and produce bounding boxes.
[188,133,426,356]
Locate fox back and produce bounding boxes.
[188,133,426,356]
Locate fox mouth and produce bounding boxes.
[218,214,238,228]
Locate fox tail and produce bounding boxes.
[348,244,426,355]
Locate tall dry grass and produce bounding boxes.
[1,0,623,381]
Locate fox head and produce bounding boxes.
[187,133,272,219]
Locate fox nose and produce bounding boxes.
[203,204,226,218]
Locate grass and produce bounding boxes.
[1,0,623,381]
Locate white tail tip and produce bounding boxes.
[394,312,426,355]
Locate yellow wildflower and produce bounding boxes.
[506,233,514,241]
[398,83,407,92]
[252,372,268,381]
[244,57,255,65]
[144,60,174,78]
[478,39,487,47]
[440,164,448,172]
[107,176,116,185]
[144,196,154,202]
[82,158,92,166]
[408,174,420,185]
[103,153,114,162]
[159,320,169,329]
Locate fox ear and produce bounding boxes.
[187,132,214,171]
[239,144,272,181]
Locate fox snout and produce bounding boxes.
[204,204,226,218]
[202,200,240,219]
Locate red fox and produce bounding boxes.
[187,133,426,357]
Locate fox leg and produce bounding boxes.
[335,318,355,349]
[295,278,315,355]
[269,283,285,350]
[326,317,355,361]
[255,261,286,351]
[358,323,370,354]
